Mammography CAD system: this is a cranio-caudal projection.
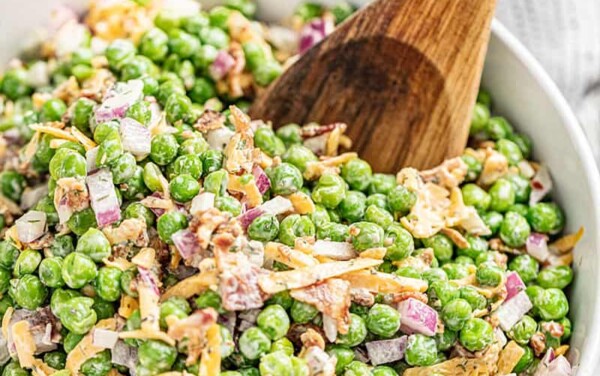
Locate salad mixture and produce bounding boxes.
[0,0,583,375]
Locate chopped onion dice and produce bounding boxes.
[94,80,143,123]
[252,165,271,195]
[119,117,151,157]
[526,233,550,262]
[299,17,334,54]
[530,165,553,206]
[366,336,408,365]
[505,271,526,301]
[86,169,121,228]
[86,147,99,174]
[209,50,236,81]
[496,291,533,331]
[20,185,48,210]
[172,229,201,260]
[237,196,293,230]
[190,192,216,215]
[322,314,338,342]
[206,127,235,151]
[397,298,438,336]
[92,329,119,349]
[15,211,47,243]
[313,240,357,260]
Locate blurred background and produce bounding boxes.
[497,0,600,165]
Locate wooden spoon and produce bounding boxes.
[250,0,496,172]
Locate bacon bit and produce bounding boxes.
[396,167,424,192]
[227,174,263,208]
[67,319,117,375]
[52,76,80,105]
[303,152,358,180]
[287,192,316,214]
[259,258,382,294]
[168,309,218,365]
[549,227,584,254]
[223,106,254,174]
[70,127,97,151]
[140,195,176,215]
[390,291,429,305]
[264,242,319,269]
[300,328,326,351]
[189,208,231,250]
[350,288,375,307]
[118,295,138,319]
[359,247,387,260]
[291,279,351,334]
[103,218,148,247]
[340,270,428,294]
[497,341,525,375]
[478,149,509,186]
[530,332,546,356]
[161,263,218,301]
[29,124,78,142]
[199,323,222,376]
[420,157,468,189]
[302,123,346,139]
[194,110,225,132]
[54,177,90,224]
[401,183,449,238]
[541,321,565,338]
[446,187,491,236]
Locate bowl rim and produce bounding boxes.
[490,19,600,373]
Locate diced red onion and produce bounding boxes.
[366,336,408,365]
[190,192,216,215]
[206,127,235,151]
[86,169,121,228]
[237,208,264,230]
[119,117,151,158]
[505,271,526,301]
[495,291,533,331]
[494,327,508,348]
[303,347,336,376]
[92,329,120,349]
[138,267,160,296]
[303,133,329,156]
[322,314,338,342]
[15,211,47,243]
[397,298,438,336]
[529,165,553,206]
[544,356,572,376]
[94,80,144,123]
[111,340,138,370]
[299,17,334,54]
[252,165,271,195]
[237,196,293,230]
[313,240,357,260]
[526,233,550,262]
[20,185,48,210]
[209,51,236,81]
[86,147,99,174]
[172,229,201,260]
[518,160,536,179]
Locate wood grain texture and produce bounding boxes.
[250,0,496,172]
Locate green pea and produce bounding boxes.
[138,340,178,372]
[317,222,349,242]
[2,361,31,376]
[94,296,117,320]
[157,80,186,105]
[368,174,396,196]
[394,266,421,280]
[470,102,490,135]
[485,117,513,140]
[560,317,572,341]
[168,154,203,180]
[266,163,303,196]
[311,204,330,227]
[366,303,401,338]
[14,249,42,277]
[143,162,165,192]
[338,191,367,223]
[422,268,448,284]
[461,184,491,211]
[387,185,416,214]
[294,2,323,21]
[34,134,57,169]
[265,290,293,311]
[455,236,487,261]
[337,313,367,347]
[537,266,573,289]
[459,318,494,352]
[507,203,529,217]
[0,171,24,203]
[481,211,503,236]
[157,211,188,244]
[442,298,472,331]
[203,169,229,196]
[350,221,384,251]
[44,351,67,370]
[9,274,47,310]
[253,60,283,86]
[151,134,180,166]
[225,0,256,17]
[75,228,111,265]
[476,263,503,287]
[508,254,539,284]
[271,337,294,356]
[499,211,531,247]
[276,124,302,147]
[93,122,119,144]
[96,130,123,167]
[435,329,457,352]
[105,39,136,70]
[160,297,191,328]
[121,166,150,201]
[165,93,194,124]
[170,174,200,202]
[405,334,437,366]
[40,98,67,122]
[366,193,388,210]
[278,215,315,247]
[327,345,355,374]
[422,234,454,262]
[536,288,569,320]
[139,28,169,62]
[168,29,200,58]
[50,288,81,318]
[254,127,286,157]
[0,241,19,269]
[80,350,111,376]
[461,154,482,182]
[187,78,215,104]
[0,295,14,316]
[214,195,241,216]
[96,267,123,302]
[505,174,531,204]
[258,351,291,376]
[0,268,10,295]
[488,179,515,213]
[39,257,65,288]
[341,158,373,192]
[497,139,523,165]
[1,68,31,100]
[459,286,487,311]
[290,300,319,324]
[512,345,534,373]
[372,366,398,376]
[126,101,152,126]
[428,280,460,309]
[279,145,317,173]
[527,203,565,234]
[508,315,536,345]
[239,327,271,360]
[344,361,372,376]
[62,252,98,289]
[108,153,136,184]
[199,26,230,49]
[59,296,97,334]
[384,224,414,261]
[197,150,222,177]
[364,205,394,229]
[248,215,279,242]
[508,132,533,159]
[257,304,290,340]
[195,289,223,312]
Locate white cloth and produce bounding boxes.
[496,0,600,164]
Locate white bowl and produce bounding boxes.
[1,0,599,374]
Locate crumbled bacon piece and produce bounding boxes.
[301,123,347,139]
[541,321,565,338]
[167,308,218,365]
[420,157,468,189]
[194,110,226,132]
[102,218,148,247]
[478,149,509,186]
[287,323,325,348]
[530,332,546,356]
[350,288,375,307]
[300,328,325,351]
[189,208,231,250]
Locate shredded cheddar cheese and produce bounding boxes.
[198,324,222,376]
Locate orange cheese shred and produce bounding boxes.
[264,242,319,269]
[199,324,222,376]
[339,270,428,294]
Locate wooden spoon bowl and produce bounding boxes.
[250,0,496,172]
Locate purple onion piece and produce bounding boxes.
[530,165,553,206]
[85,147,99,174]
[252,165,271,195]
[15,211,47,243]
[237,207,265,230]
[172,229,201,260]
[505,271,526,301]
[397,298,438,336]
[208,50,235,81]
[495,291,533,331]
[299,17,334,54]
[94,80,143,123]
[119,117,151,157]
[137,267,160,296]
[366,336,408,365]
[526,232,550,262]
[86,169,121,228]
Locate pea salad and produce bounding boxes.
[0,0,582,375]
